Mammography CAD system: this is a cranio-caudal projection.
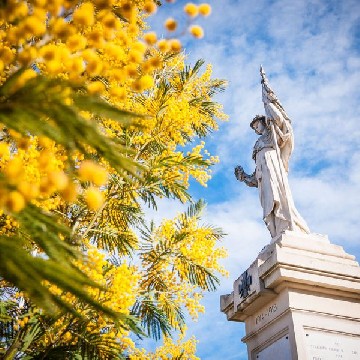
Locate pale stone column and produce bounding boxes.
[220,232,360,360]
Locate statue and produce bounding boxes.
[235,67,310,239]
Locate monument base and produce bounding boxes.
[220,231,360,360]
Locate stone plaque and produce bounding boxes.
[254,334,291,359]
[305,329,360,359]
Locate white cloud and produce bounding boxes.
[144,0,360,358]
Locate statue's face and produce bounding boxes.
[253,120,265,135]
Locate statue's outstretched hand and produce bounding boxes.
[235,165,245,181]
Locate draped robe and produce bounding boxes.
[251,122,310,238]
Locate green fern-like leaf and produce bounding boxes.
[132,297,172,340]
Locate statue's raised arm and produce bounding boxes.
[234,68,310,240]
[260,66,294,172]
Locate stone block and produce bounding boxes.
[220,232,360,359]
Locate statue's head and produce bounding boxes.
[250,115,266,132]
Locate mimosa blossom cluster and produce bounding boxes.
[0,1,227,358]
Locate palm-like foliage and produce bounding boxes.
[130,59,227,211]
[1,307,130,360]
[0,0,229,358]
[0,72,143,330]
[133,200,225,340]
[0,56,227,358]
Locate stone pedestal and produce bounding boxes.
[220,231,360,360]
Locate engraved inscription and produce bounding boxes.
[305,330,360,359]
[255,304,277,325]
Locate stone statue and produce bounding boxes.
[235,67,310,239]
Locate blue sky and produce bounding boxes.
[146,0,360,358]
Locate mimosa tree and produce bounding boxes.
[0,1,228,358]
